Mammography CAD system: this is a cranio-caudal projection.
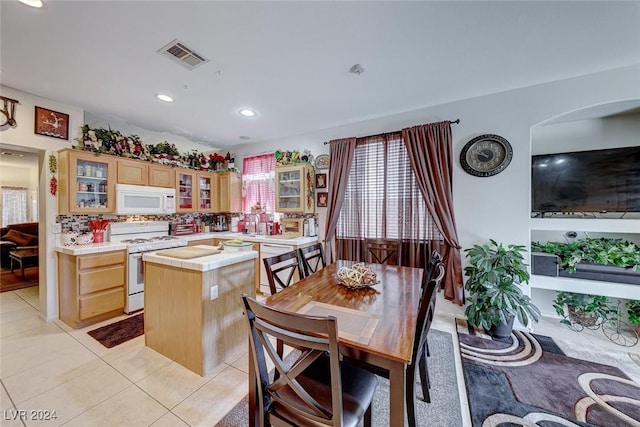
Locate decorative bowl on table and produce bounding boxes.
[336,263,379,289]
[222,240,253,252]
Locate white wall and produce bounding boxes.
[532,112,640,155]
[83,112,218,155]
[0,85,82,321]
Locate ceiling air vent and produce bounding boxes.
[158,39,209,71]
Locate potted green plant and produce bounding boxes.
[626,299,640,333]
[464,239,540,341]
[552,291,613,331]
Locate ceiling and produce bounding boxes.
[2,1,640,150]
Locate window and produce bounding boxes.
[242,153,276,213]
[2,187,28,226]
[337,135,441,241]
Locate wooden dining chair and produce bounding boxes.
[365,239,400,265]
[416,259,445,408]
[241,294,378,427]
[298,242,326,277]
[263,250,304,295]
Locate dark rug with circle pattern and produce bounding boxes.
[456,318,640,426]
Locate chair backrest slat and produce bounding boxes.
[263,250,304,295]
[412,253,445,367]
[299,243,327,277]
[365,239,399,265]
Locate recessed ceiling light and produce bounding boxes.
[239,136,251,140]
[156,94,174,103]
[239,109,257,117]
[19,0,43,8]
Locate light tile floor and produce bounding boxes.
[1,286,638,426]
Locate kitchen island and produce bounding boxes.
[142,245,257,376]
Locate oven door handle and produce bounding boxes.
[131,253,144,275]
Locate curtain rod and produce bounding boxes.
[323,119,460,145]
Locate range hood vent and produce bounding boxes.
[158,39,209,71]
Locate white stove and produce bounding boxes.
[110,221,187,313]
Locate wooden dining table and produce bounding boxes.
[248,260,424,426]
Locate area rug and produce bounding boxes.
[87,313,144,348]
[1,266,38,292]
[456,318,640,426]
[216,329,461,427]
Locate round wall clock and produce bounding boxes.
[460,134,513,177]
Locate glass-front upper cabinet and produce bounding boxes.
[176,170,196,212]
[58,149,116,214]
[197,172,214,212]
[275,164,315,213]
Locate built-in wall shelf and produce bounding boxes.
[530,218,639,233]
[530,274,640,300]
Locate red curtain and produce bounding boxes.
[402,121,464,305]
[242,154,275,213]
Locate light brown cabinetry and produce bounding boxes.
[197,172,215,212]
[214,238,260,291]
[275,164,315,213]
[149,163,176,188]
[58,148,116,214]
[144,258,256,376]
[117,160,176,188]
[217,172,242,212]
[187,238,215,246]
[117,158,148,185]
[58,250,126,329]
[176,170,196,212]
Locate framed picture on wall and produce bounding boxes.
[317,192,328,207]
[315,173,327,189]
[34,106,69,140]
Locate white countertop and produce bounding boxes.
[143,245,258,272]
[180,232,319,246]
[55,242,128,255]
[53,232,318,255]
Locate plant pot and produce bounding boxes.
[558,263,640,285]
[490,316,515,342]
[567,305,600,328]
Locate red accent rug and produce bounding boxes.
[87,313,144,348]
[1,266,38,292]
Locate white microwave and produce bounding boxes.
[116,184,176,215]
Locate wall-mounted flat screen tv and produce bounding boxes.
[531,146,640,213]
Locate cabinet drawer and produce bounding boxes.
[79,265,125,295]
[79,288,124,320]
[78,251,125,270]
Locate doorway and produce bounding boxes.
[0,145,41,293]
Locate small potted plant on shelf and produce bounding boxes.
[626,299,640,334]
[552,291,613,331]
[464,239,540,341]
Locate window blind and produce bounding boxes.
[337,135,441,241]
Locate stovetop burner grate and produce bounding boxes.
[121,238,153,244]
